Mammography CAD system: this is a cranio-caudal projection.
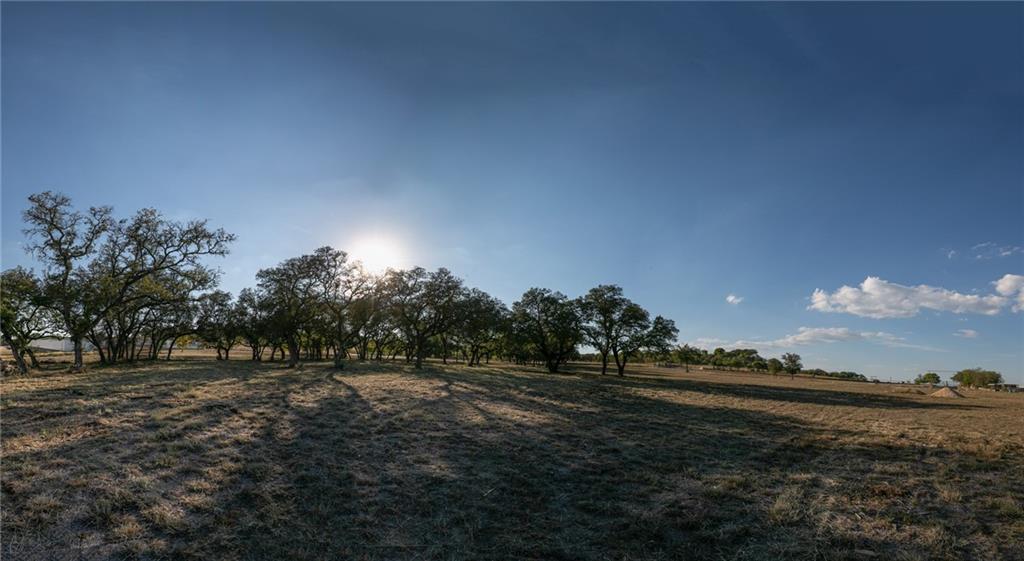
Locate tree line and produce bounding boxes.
[665,345,863,381]
[7,193,985,384]
[2,193,683,375]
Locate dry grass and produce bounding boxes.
[2,358,1023,560]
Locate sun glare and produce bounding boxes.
[349,235,406,273]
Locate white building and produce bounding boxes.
[29,338,96,352]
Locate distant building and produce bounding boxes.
[29,338,96,352]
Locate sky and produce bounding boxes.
[2,3,1022,383]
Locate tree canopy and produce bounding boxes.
[952,368,1003,388]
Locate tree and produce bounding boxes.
[609,302,649,376]
[767,358,783,375]
[511,288,582,373]
[673,344,709,372]
[22,192,112,370]
[452,288,508,366]
[580,285,677,376]
[196,291,240,360]
[350,284,398,361]
[1,267,59,373]
[21,192,233,370]
[308,247,373,368]
[643,315,678,363]
[952,368,1003,388]
[256,253,325,367]
[781,353,802,378]
[386,267,464,369]
[580,285,628,375]
[914,372,941,385]
[236,287,272,361]
[140,286,197,361]
[88,269,208,364]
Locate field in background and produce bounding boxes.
[2,359,1023,560]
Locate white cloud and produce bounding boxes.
[954,329,979,339]
[994,274,1024,313]
[809,276,1011,319]
[725,294,744,305]
[733,323,937,350]
[693,337,728,348]
[972,242,1023,260]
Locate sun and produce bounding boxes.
[348,235,406,273]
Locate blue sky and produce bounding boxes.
[3,3,1022,382]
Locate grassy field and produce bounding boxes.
[2,359,1023,561]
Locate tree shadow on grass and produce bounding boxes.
[2,361,1020,561]
[212,366,1019,560]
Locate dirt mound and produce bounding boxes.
[930,387,965,398]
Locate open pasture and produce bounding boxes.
[3,360,1023,560]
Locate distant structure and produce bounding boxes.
[29,338,96,352]
[990,384,1022,393]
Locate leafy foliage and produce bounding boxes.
[782,353,802,376]
[952,368,1003,388]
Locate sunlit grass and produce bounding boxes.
[2,360,1022,560]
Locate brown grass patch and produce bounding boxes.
[2,359,1022,560]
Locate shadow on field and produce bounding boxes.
[2,361,1019,561]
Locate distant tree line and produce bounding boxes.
[656,345,865,381]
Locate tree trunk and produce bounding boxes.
[94,338,107,364]
[287,339,300,368]
[3,334,29,374]
[600,352,609,375]
[72,337,84,371]
[333,340,345,369]
[25,347,40,368]
[166,338,177,360]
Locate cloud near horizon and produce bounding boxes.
[725,294,744,305]
[732,327,942,352]
[955,329,979,338]
[691,327,942,353]
[809,275,1023,319]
